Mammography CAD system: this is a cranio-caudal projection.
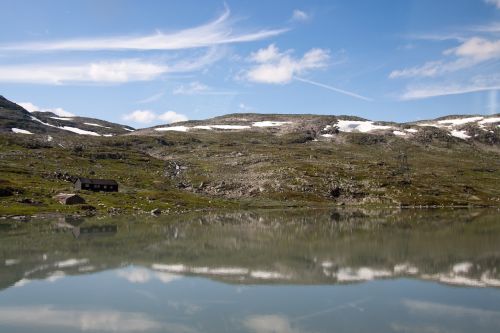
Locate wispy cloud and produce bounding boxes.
[0,48,224,85]
[137,91,165,104]
[485,0,500,9]
[173,81,237,95]
[295,77,373,101]
[0,7,287,52]
[400,75,500,100]
[390,37,500,79]
[123,109,188,124]
[245,44,329,84]
[0,59,167,84]
[291,9,310,22]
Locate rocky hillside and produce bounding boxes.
[1,95,499,215]
[0,95,134,136]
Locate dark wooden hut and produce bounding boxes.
[74,178,118,192]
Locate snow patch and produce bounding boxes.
[154,126,189,132]
[84,122,111,129]
[11,128,33,134]
[50,117,74,121]
[123,127,135,132]
[393,130,406,136]
[335,267,392,282]
[250,271,290,280]
[479,117,500,124]
[211,125,251,130]
[335,120,392,133]
[151,264,187,273]
[404,128,418,133]
[60,126,100,136]
[5,259,20,266]
[394,263,419,275]
[437,117,483,126]
[452,262,473,274]
[450,130,471,139]
[252,121,292,127]
[55,258,89,268]
[193,125,213,130]
[31,116,101,136]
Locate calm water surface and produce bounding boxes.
[0,209,499,332]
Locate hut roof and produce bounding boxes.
[75,178,118,186]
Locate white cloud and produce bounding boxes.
[390,37,500,79]
[123,110,158,123]
[0,7,287,52]
[245,44,329,84]
[117,267,182,284]
[485,0,500,9]
[448,37,500,61]
[117,268,151,283]
[249,44,283,63]
[158,111,188,123]
[0,59,167,84]
[17,102,75,117]
[291,9,310,22]
[123,110,188,124]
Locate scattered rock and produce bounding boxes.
[54,193,86,205]
[151,208,161,215]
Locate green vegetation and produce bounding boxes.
[1,121,500,217]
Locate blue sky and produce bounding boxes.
[0,0,500,127]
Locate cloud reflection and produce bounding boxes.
[0,306,164,332]
[244,315,304,333]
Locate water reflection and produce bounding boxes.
[0,209,499,332]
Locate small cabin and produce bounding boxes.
[74,177,118,192]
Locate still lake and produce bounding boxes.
[0,209,499,333]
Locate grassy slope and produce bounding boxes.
[0,126,499,216]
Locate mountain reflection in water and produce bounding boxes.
[0,208,499,332]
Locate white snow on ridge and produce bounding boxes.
[479,117,500,124]
[84,122,111,129]
[211,125,251,130]
[50,117,74,121]
[155,124,251,132]
[450,130,471,139]
[437,117,484,126]
[31,116,102,136]
[60,126,100,136]
[155,126,189,132]
[252,121,292,127]
[335,120,392,133]
[11,128,33,134]
[393,130,406,136]
[123,127,135,132]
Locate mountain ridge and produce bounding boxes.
[1,95,500,216]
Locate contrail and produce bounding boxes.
[294,77,373,101]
